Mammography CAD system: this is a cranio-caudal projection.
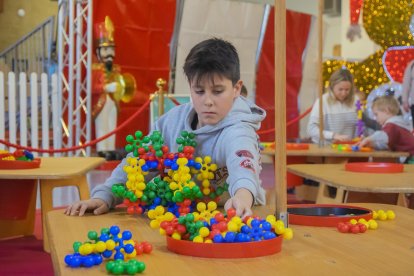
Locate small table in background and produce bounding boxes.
[0,157,105,252]
[287,163,414,206]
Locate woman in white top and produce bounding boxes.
[307,68,358,144]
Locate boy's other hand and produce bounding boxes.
[224,188,254,219]
[64,198,109,216]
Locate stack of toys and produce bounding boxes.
[64,225,151,274]
[0,149,40,169]
[115,130,293,247]
[0,149,34,161]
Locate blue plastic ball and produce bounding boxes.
[102,249,113,258]
[122,230,132,240]
[93,254,103,265]
[224,231,236,243]
[99,233,110,242]
[82,256,95,267]
[114,252,124,261]
[213,234,224,243]
[124,244,135,254]
[263,232,277,240]
[110,225,120,236]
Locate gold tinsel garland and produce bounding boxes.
[323,0,414,94]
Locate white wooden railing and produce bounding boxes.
[0,71,61,156]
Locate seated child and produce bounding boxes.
[357,95,414,163]
[65,38,267,218]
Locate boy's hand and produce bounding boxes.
[224,188,254,219]
[355,137,372,148]
[333,133,351,142]
[64,198,109,216]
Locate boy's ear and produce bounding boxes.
[234,80,243,96]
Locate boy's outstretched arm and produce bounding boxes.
[64,198,109,216]
[224,188,254,219]
[355,136,372,148]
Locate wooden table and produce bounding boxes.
[47,203,414,275]
[287,164,414,206]
[261,144,409,163]
[0,157,105,251]
[262,145,410,201]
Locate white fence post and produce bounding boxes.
[41,73,49,157]
[7,72,16,151]
[19,72,28,147]
[30,73,39,157]
[51,73,61,157]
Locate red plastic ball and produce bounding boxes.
[337,222,350,233]
[226,208,236,219]
[142,242,153,253]
[350,225,360,234]
[358,223,367,233]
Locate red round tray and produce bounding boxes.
[0,158,41,169]
[288,204,372,227]
[286,143,309,150]
[345,162,403,173]
[166,235,282,258]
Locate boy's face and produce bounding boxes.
[190,74,241,127]
[373,107,393,126]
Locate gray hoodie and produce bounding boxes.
[92,96,267,208]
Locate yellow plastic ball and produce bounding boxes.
[283,228,293,240]
[358,218,367,224]
[172,232,182,240]
[368,219,378,230]
[378,212,388,221]
[227,221,238,232]
[199,227,210,238]
[274,221,285,235]
[106,239,116,250]
[79,243,93,255]
[266,215,277,224]
[95,241,107,253]
[386,210,396,220]
[193,236,203,243]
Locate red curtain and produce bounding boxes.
[93,0,176,148]
[256,9,311,141]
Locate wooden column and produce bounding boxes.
[274,0,287,223]
[318,0,325,146]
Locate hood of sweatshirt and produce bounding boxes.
[185,96,267,135]
[384,115,413,132]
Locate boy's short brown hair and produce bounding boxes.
[372,95,401,115]
[183,38,240,86]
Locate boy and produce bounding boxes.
[65,38,267,218]
[357,95,414,163]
